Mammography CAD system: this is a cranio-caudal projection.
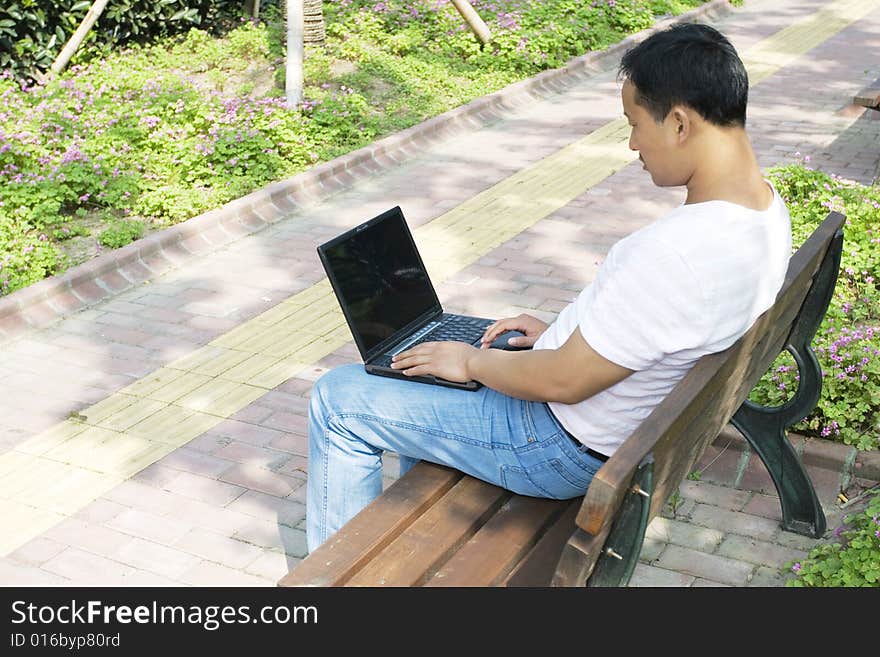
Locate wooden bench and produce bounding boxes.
[854,84,880,112]
[853,82,880,184]
[278,211,845,587]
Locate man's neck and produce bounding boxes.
[684,130,772,211]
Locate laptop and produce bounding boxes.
[317,206,494,391]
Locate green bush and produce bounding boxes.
[98,219,144,248]
[752,164,880,451]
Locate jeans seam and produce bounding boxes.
[501,463,554,497]
[320,425,330,547]
[332,411,505,451]
[548,458,594,490]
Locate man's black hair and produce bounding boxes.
[618,23,749,127]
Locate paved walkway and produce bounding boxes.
[1,0,879,587]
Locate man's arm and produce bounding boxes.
[391,328,634,404]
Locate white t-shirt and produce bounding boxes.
[532,184,792,455]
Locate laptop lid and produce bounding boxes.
[317,206,443,363]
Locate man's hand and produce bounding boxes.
[391,325,634,404]
[480,313,549,349]
[390,341,478,383]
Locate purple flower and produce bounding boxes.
[791,562,802,573]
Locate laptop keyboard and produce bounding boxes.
[373,315,492,367]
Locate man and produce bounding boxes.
[305,23,792,552]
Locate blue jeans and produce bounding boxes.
[306,364,606,552]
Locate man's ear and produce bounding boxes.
[669,106,691,143]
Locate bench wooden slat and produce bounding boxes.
[426,495,568,586]
[502,501,581,586]
[346,476,509,586]
[278,460,463,586]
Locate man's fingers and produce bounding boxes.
[481,320,514,343]
[391,343,435,367]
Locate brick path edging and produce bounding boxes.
[0,0,733,343]
[712,426,880,486]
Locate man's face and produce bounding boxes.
[621,80,687,187]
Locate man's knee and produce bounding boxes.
[309,364,363,416]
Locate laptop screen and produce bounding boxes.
[318,206,441,358]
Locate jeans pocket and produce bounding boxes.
[504,400,544,453]
[500,464,552,497]
[548,458,595,492]
[501,459,592,500]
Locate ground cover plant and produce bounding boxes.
[752,164,880,452]
[0,0,709,296]
[786,487,880,586]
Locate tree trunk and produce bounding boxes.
[303,0,325,46]
[244,0,261,18]
[285,0,304,108]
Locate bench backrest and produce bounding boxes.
[553,211,845,585]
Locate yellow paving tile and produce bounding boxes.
[119,366,189,398]
[247,297,306,326]
[0,451,39,492]
[14,465,122,514]
[98,439,174,479]
[216,282,336,340]
[53,432,161,475]
[247,358,313,390]
[77,392,139,425]
[143,370,213,403]
[191,347,253,377]
[176,378,265,417]
[12,421,89,457]
[1,457,75,501]
[217,352,285,384]
[95,398,168,433]
[227,321,296,355]
[205,320,266,350]
[258,330,331,359]
[0,500,65,555]
[126,405,219,446]
[167,345,227,372]
[42,426,121,466]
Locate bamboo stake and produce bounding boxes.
[48,0,111,78]
[450,0,492,45]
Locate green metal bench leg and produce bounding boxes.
[587,456,654,587]
[732,384,826,538]
[731,226,843,539]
